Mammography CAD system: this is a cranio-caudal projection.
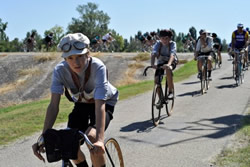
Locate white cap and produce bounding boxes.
[57,33,90,58]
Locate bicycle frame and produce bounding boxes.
[233,49,244,86]
[38,129,124,167]
[143,66,174,126]
[197,55,210,94]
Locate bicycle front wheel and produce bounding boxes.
[105,138,124,167]
[152,84,162,126]
[201,67,206,94]
[164,82,174,116]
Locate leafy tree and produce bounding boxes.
[189,26,197,40]
[0,18,8,41]
[222,39,228,52]
[109,30,124,52]
[169,28,176,41]
[67,2,110,39]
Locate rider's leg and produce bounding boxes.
[218,51,222,64]
[197,59,202,78]
[73,151,89,167]
[86,127,106,167]
[207,57,212,78]
[166,68,174,93]
[244,50,248,69]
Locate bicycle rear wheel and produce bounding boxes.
[105,138,124,167]
[152,84,162,126]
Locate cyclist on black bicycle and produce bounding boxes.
[32,33,119,167]
[151,29,178,99]
[212,33,222,66]
[231,23,249,70]
[44,32,54,51]
[194,29,213,80]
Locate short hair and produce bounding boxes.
[159,29,173,38]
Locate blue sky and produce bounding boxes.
[1,0,249,43]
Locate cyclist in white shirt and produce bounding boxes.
[194,29,214,79]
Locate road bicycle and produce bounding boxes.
[143,66,174,126]
[38,129,124,167]
[211,48,221,70]
[197,55,210,94]
[233,49,245,86]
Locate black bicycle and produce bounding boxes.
[197,55,210,94]
[233,49,244,86]
[212,48,221,70]
[143,66,174,126]
[38,129,124,167]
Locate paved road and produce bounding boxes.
[0,53,249,167]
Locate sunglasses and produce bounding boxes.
[61,41,88,52]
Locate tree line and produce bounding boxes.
[0,2,228,53]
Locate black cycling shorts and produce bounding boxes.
[67,103,114,133]
[154,61,176,77]
[213,44,222,51]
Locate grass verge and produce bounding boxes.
[213,111,250,167]
[1,60,197,145]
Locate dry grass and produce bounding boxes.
[132,52,150,62]
[0,54,8,58]
[128,62,145,69]
[0,66,42,95]
[178,59,188,64]
[33,52,58,63]
[0,76,29,94]
[18,66,41,76]
[116,53,149,86]
[115,68,139,86]
[91,52,103,58]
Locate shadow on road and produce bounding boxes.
[120,119,155,133]
[220,76,234,80]
[159,114,246,147]
[182,81,200,85]
[120,115,168,133]
[177,90,201,97]
[216,84,236,89]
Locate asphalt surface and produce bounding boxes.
[0,53,249,167]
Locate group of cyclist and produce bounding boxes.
[90,32,114,52]
[137,31,159,52]
[25,32,54,52]
[31,24,250,167]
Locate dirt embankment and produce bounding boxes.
[0,52,148,107]
[0,52,193,108]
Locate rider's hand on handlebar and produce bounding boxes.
[32,143,45,162]
[32,135,45,162]
[90,141,105,155]
[152,65,157,69]
[162,64,172,70]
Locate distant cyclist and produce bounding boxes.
[194,29,213,80]
[151,29,178,99]
[44,32,54,51]
[102,32,113,51]
[90,35,101,52]
[212,33,222,66]
[231,23,249,69]
[26,32,36,52]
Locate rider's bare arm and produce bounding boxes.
[42,93,61,133]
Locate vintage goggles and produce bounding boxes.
[61,41,88,52]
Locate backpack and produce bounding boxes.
[43,128,80,163]
[158,41,179,65]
